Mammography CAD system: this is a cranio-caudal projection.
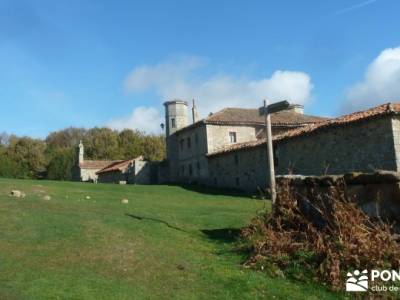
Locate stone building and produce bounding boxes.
[163,99,327,186]
[72,141,151,184]
[96,156,152,184]
[207,103,400,192]
[72,141,118,182]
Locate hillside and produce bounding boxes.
[0,179,339,299]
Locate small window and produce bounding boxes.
[195,133,199,145]
[180,139,184,151]
[273,145,279,168]
[171,118,176,128]
[189,163,193,176]
[234,154,239,165]
[236,177,240,187]
[181,165,185,175]
[229,132,237,143]
[187,137,191,149]
[214,178,218,186]
[196,161,201,171]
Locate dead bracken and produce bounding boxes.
[241,179,400,290]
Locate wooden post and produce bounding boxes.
[264,100,276,205]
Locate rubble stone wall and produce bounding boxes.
[276,171,400,222]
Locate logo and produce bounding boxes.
[346,270,368,292]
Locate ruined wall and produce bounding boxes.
[208,146,268,192]
[276,116,398,175]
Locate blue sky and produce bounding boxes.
[1,0,400,137]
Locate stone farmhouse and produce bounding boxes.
[163,100,400,192]
[73,141,151,184]
[72,141,117,182]
[96,156,151,184]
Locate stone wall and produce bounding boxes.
[276,171,400,223]
[133,161,152,184]
[80,168,100,182]
[391,116,400,170]
[276,115,398,175]
[208,146,268,192]
[207,115,399,193]
[98,170,126,183]
[206,124,257,153]
[172,125,209,184]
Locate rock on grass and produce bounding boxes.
[10,190,25,198]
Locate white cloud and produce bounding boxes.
[343,47,400,112]
[335,0,377,15]
[107,106,163,134]
[123,57,314,118]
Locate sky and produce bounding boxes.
[1,0,400,137]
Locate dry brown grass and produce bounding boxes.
[241,179,400,290]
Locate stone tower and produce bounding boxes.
[163,100,189,136]
[78,140,84,164]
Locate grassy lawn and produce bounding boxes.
[0,178,342,300]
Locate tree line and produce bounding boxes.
[0,128,165,180]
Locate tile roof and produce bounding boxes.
[207,102,400,157]
[205,107,327,126]
[274,102,400,142]
[96,156,144,175]
[173,106,328,135]
[79,160,118,170]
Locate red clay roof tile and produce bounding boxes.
[96,156,144,175]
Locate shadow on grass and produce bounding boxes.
[201,228,242,244]
[168,183,255,198]
[125,213,188,233]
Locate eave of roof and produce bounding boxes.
[96,156,144,175]
[79,160,118,170]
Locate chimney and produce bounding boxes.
[78,140,84,164]
[192,99,199,123]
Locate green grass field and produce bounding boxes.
[0,178,342,300]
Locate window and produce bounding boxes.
[195,133,199,145]
[234,154,239,165]
[196,161,201,171]
[171,118,176,128]
[181,165,185,175]
[189,163,193,176]
[236,177,240,187]
[214,178,218,186]
[273,145,279,168]
[187,137,191,149]
[180,139,184,151]
[229,132,237,143]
